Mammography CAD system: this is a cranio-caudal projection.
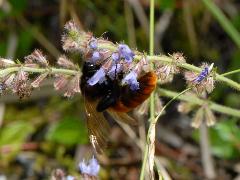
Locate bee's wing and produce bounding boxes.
[107,109,138,126]
[85,99,110,153]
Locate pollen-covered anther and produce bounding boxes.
[25,49,48,67]
[57,55,77,69]
[31,72,48,88]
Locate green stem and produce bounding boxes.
[154,88,192,123]
[140,0,155,179]
[0,66,79,77]
[221,69,240,76]
[158,88,240,118]
[202,0,240,48]
[98,43,240,91]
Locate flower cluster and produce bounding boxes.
[51,156,100,180]
[177,92,216,128]
[79,156,100,179]
[54,55,80,97]
[155,52,186,84]
[85,42,138,90]
[0,47,81,99]
[0,20,220,129]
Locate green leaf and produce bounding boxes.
[0,121,34,146]
[46,117,88,146]
[0,42,7,57]
[9,0,27,14]
[159,0,176,10]
[192,119,240,159]
[17,28,34,57]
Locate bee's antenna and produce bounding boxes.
[114,63,118,80]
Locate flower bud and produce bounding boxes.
[191,107,204,128]
[57,55,77,69]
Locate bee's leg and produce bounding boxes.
[96,91,117,112]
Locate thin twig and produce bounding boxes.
[126,0,149,36]
[16,15,60,59]
[158,88,240,118]
[200,123,216,179]
[155,10,173,52]
[124,1,137,48]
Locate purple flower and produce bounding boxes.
[118,44,135,63]
[79,157,100,177]
[91,51,101,62]
[122,71,139,91]
[89,38,98,49]
[111,52,120,62]
[66,175,75,180]
[87,67,106,86]
[108,64,122,79]
[194,63,214,84]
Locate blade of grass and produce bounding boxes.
[202,0,240,48]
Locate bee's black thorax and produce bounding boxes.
[80,62,121,112]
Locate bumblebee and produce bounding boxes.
[80,62,157,153]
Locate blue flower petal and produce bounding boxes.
[118,44,135,63]
[91,51,101,62]
[108,63,122,79]
[111,52,120,62]
[122,71,139,91]
[66,175,75,180]
[79,157,100,177]
[89,157,100,176]
[79,160,91,175]
[89,39,98,49]
[87,68,106,86]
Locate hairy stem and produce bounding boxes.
[0,66,79,78]
[140,0,155,179]
[221,69,240,76]
[158,88,240,118]
[202,0,240,48]
[98,43,240,91]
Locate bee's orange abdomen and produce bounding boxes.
[112,71,157,112]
